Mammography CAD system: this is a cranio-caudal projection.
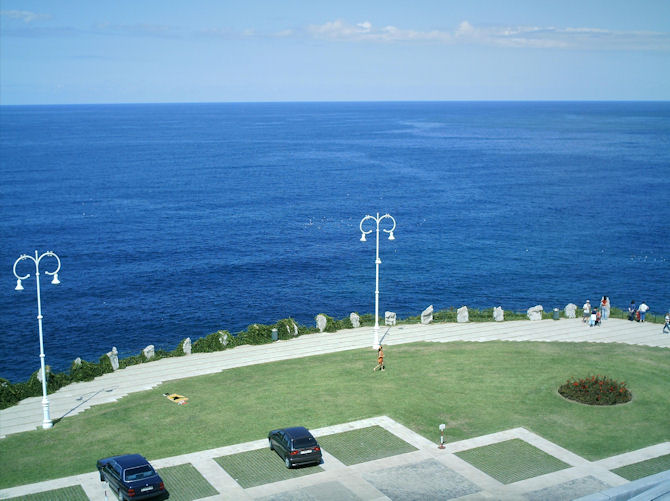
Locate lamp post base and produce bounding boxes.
[42,400,52,429]
[373,326,380,350]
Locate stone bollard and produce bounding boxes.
[183,337,192,355]
[107,347,119,371]
[457,306,469,323]
[527,305,544,321]
[143,345,155,360]
[36,365,51,383]
[564,303,577,319]
[421,305,434,324]
[316,314,327,332]
[350,312,361,328]
[385,311,397,326]
[493,306,504,322]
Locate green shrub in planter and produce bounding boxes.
[118,352,146,370]
[192,330,230,353]
[241,324,273,344]
[334,316,353,330]
[98,354,114,374]
[559,375,632,405]
[274,318,300,340]
[69,359,103,382]
[0,378,21,409]
[153,348,171,361]
[357,313,376,326]
[48,371,70,393]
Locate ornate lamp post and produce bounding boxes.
[359,213,396,349]
[13,250,61,430]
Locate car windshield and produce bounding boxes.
[124,465,154,481]
[293,436,316,449]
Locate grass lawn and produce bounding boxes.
[0,341,668,489]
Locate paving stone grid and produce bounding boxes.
[2,416,669,500]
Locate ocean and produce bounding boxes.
[1,101,668,382]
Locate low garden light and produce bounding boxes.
[438,423,446,449]
[12,250,62,430]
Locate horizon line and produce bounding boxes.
[2,98,670,107]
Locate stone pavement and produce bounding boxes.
[1,415,669,500]
[2,317,668,438]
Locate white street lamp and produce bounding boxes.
[359,212,396,349]
[13,250,62,430]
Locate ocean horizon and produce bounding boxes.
[1,101,668,382]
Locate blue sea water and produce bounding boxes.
[1,101,669,382]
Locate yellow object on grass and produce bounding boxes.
[163,393,189,405]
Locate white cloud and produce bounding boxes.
[304,19,670,51]
[0,10,50,23]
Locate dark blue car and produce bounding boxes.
[97,454,169,500]
[268,426,322,468]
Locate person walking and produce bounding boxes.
[638,301,649,322]
[373,345,385,372]
[628,300,637,321]
[600,296,610,320]
[662,312,670,334]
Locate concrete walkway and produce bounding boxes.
[2,318,669,438]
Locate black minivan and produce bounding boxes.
[268,426,322,468]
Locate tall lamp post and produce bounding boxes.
[359,213,396,349]
[13,250,61,430]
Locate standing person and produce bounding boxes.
[628,301,637,321]
[583,300,591,323]
[663,312,670,334]
[373,345,385,372]
[601,296,610,320]
[638,301,649,322]
[589,308,597,327]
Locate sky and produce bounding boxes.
[1,0,669,104]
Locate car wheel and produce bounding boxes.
[285,456,291,469]
[269,438,273,451]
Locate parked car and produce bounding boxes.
[97,454,169,501]
[268,426,322,468]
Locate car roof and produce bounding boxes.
[111,454,150,469]
[283,426,313,439]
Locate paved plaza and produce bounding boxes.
[1,318,669,500]
[1,416,669,500]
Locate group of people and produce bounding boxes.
[628,300,650,322]
[583,297,669,334]
[582,296,611,327]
